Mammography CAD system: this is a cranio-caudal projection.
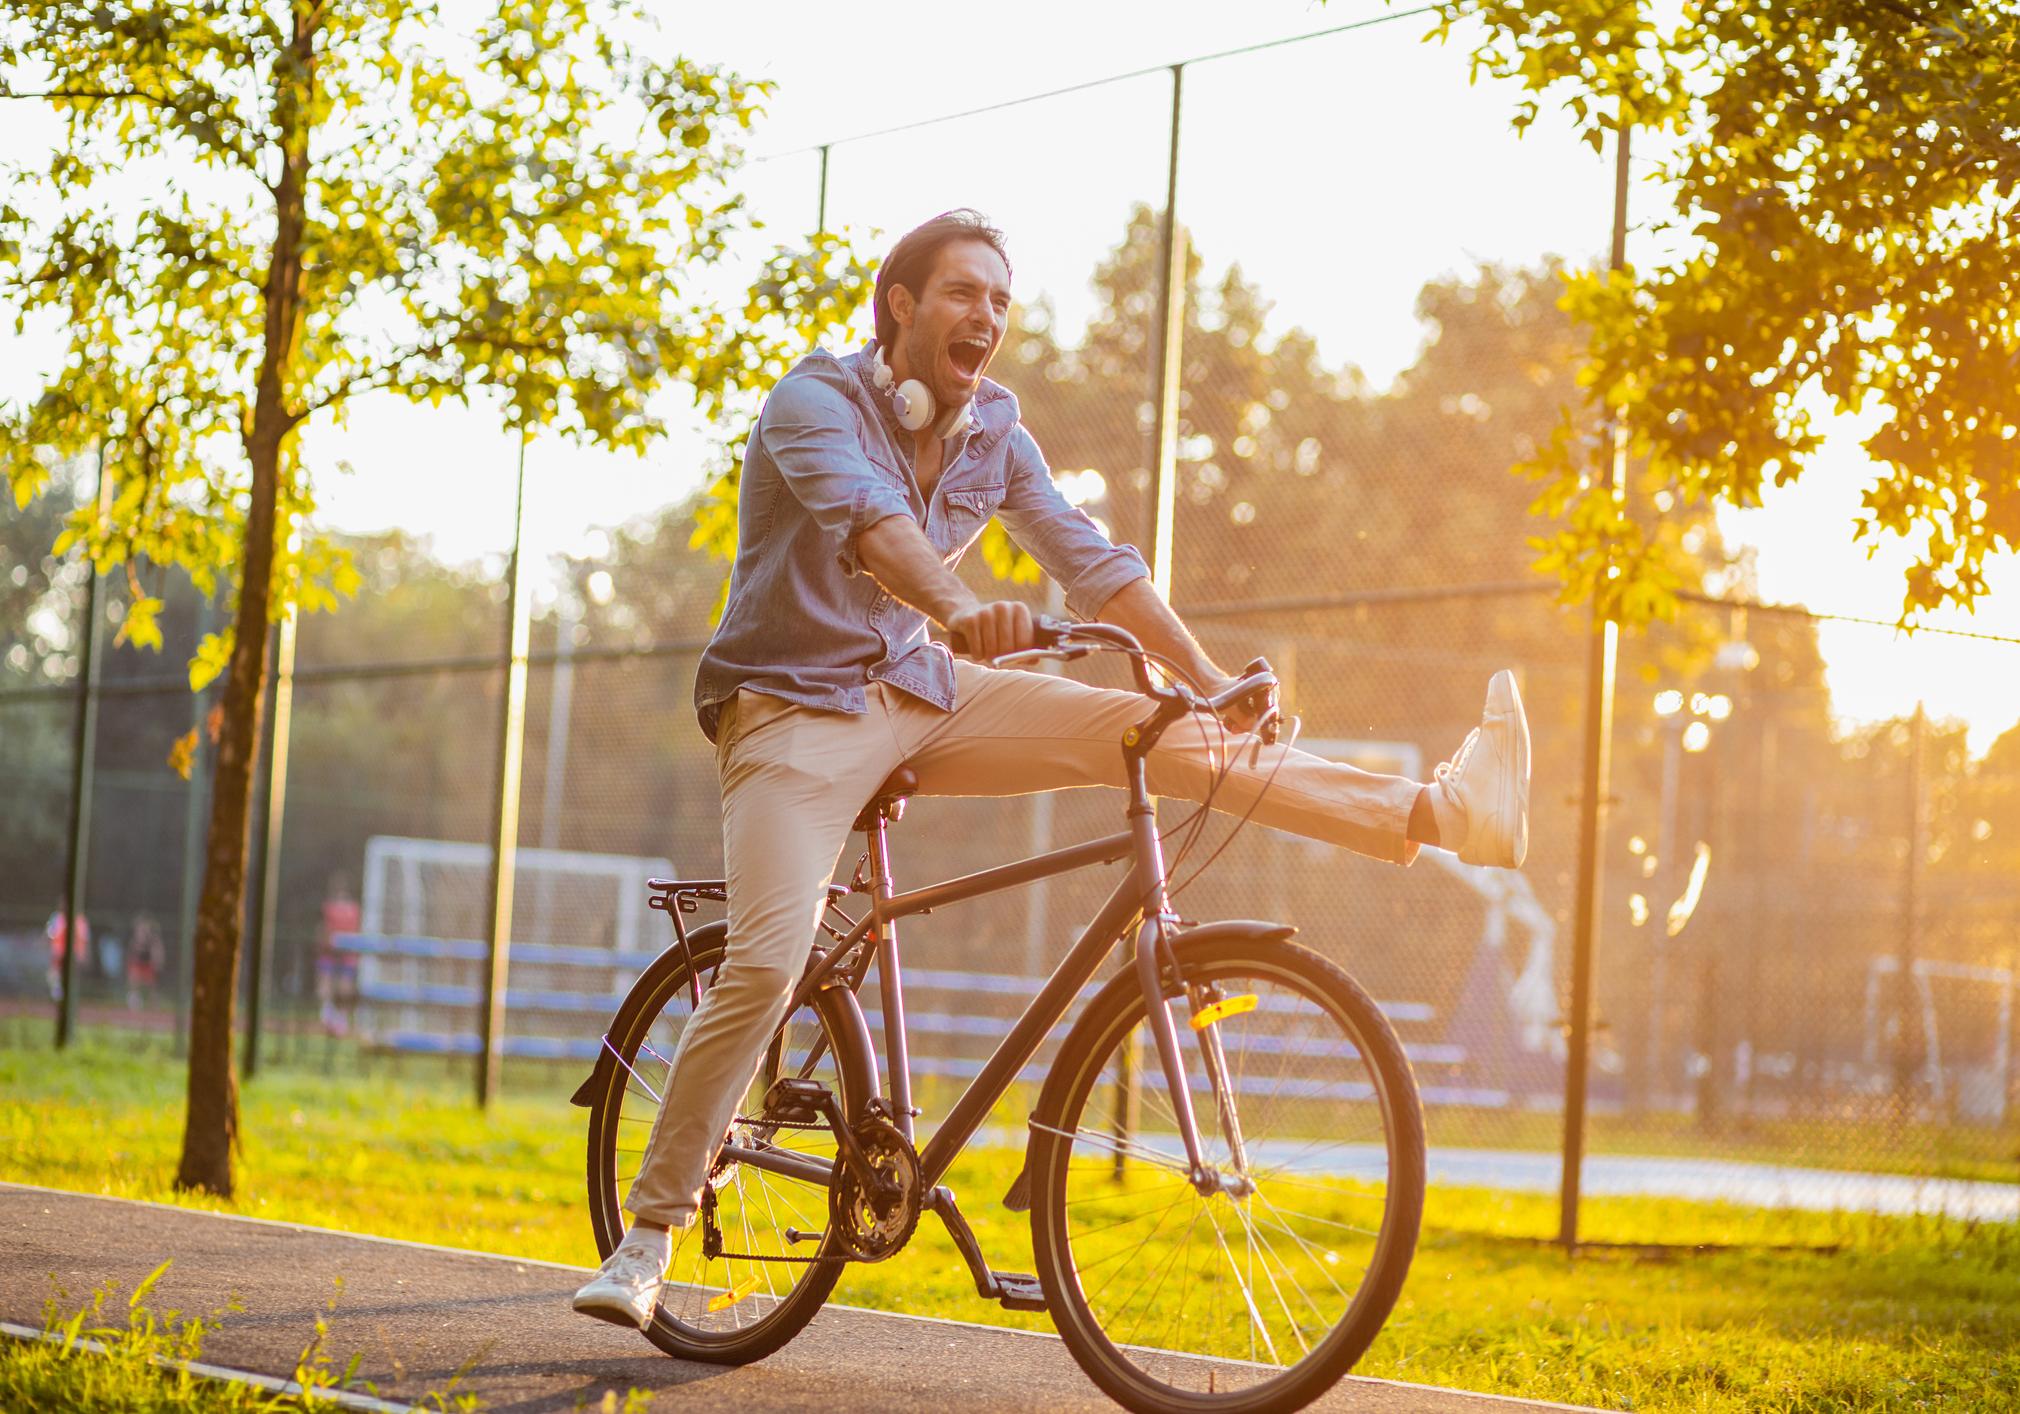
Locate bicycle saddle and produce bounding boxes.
[853,765,919,832]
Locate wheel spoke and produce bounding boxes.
[1038,1119,1193,1175]
[1250,1189,1360,1304]
[1200,1199,1281,1366]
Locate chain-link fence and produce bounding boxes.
[4,10,2017,1248]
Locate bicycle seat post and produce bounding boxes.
[860,769,919,1143]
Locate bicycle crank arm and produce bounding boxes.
[928,1187,1049,1313]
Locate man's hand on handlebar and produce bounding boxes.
[1210,678,1266,735]
[944,598,1037,663]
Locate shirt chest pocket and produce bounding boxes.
[937,483,1008,556]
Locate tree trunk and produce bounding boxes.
[174,3,316,1198]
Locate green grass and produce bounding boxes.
[0,1258,499,1412]
[4,1032,2018,1412]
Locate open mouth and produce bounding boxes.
[946,334,990,382]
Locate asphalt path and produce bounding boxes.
[1,1184,1610,1413]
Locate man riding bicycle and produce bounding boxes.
[574,209,1531,1328]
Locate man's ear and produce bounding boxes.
[888,281,916,329]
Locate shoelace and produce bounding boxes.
[1434,726,1482,785]
[602,1241,668,1285]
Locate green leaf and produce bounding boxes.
[117,596,165,651]
[188,630,233,692]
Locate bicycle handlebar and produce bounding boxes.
[948,615,1283,744]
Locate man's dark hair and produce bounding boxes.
[874,209,1011,350]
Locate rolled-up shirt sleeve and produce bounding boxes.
[757,361,916,577]
[998,425,1149,619]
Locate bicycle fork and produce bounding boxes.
[1125,799,1254,1198]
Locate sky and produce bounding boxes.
[4,0,2017,750]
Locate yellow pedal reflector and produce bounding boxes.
[707,1275,761,1312]
[1190,994,1258,1030]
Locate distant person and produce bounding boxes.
[126,914,165,1011]
[44,906,90,1003]
[97,930,123,989]
[317,875,362,1035]
[571,209,1534,1327]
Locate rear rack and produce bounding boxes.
[645,879,856,1006]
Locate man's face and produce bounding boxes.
[897,238,1011,411]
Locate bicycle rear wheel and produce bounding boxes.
[583,922,868,1364]
[1029,933,1425,1413]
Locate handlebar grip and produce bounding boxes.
[1230,656,1282,744]
[946,614,1073,659]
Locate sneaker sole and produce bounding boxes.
[572,1294,654,1330]
[1488,670,1531,869]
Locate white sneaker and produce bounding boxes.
[1430,670,1531,869]
[571,1226,672,1330]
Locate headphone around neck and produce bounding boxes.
[872,343,974,440]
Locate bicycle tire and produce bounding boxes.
[583,921,874,1364]
[1028,931,1426,1414]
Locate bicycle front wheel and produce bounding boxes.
[1029,933,1425,1413]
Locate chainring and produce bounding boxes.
[828,1119,923,1263]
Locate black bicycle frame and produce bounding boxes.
[713,701,1221,1196]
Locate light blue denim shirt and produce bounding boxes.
[693,344,1148,742]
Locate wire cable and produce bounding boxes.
[753,6,1444,164]
[1061,638,1282,918]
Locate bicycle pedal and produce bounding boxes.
[988,1271,1048,1312]
[763,1076,834,1125]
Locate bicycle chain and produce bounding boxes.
[701,1114,922,1266]
[699,1184,850,1265]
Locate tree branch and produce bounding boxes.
[5,87,164,104]
[7,84,262,171]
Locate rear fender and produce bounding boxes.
[568,920,730,1108]
[568,920,881,1122]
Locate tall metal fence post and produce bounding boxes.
[816,143,831,234]
[1145,64,1187,596]
[1558,117,1632,1251]
[1114,62,1188,1178]
[532,595,578,945]
[1895,702,1926,1103]
[478,435,534,1108]
[243,606,297,1079]
[55,450,108,1049]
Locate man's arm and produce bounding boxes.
[861,518,1261,727]
[1093,578,1228,690]
[1093,580,1267,732]
[857,514,1035,661]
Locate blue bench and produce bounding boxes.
[332,932,1466,1084]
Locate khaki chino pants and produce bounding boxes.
[624,660,1423,1227]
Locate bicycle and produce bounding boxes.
[570,618,1426,1414]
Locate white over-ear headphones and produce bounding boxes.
[872,343,974,440]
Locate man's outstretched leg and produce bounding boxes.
[900,660,1530,870]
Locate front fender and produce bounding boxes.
[1000,918,1295,1210]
